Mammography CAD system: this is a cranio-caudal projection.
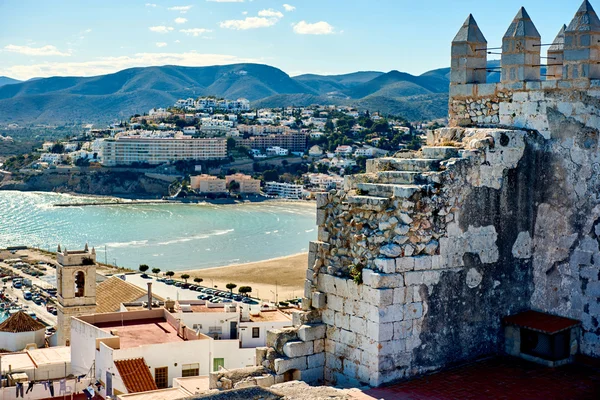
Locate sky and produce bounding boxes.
[0,0,588,81]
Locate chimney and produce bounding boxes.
[147,282,153,310]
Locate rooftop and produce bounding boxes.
[358,357,600,400]
[248,310,292,323]
[96,276,163,314]
[0,311,45,333]
[0,347,71,374]
[95,317,185,348]
[503,310,581,334]
[114,358,158,393]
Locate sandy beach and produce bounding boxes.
[177,252,309,302]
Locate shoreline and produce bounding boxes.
[0,189,316,208]
[176,252,309,302]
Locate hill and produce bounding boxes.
[0,62,509,125]
[0,77,21,87]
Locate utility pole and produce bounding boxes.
[104,245,107,265]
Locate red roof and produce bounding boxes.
[114,358,158,393]
[503,310,580,334]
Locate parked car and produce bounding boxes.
[189,285,197,291]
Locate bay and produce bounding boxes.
[0,191,316,271]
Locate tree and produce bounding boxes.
[180,273,190,283]
[226,283,237,293]
[152,268,161,278]
[194,277,203,284]
[165,271,175,278]
[139,264,149,274]
[238,286,252,296]
[50,143,65,154]
[226,137,237,152]
[263,169,279,182]
[227,180,240,192]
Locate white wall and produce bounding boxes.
[211,340,255,370]
[0,329,45,352]
[239,320,291,348]
[70,318,114,376]
[173,310,238,339]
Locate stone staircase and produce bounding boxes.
[344,146,460,206]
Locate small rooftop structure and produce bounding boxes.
[0,311,45,333]
[451,14,487,85]
[501,7,541,83]
[114,358,158,393]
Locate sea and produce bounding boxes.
[0,191,317,271]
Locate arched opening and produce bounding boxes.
[283,369,301,382]
[74,271,85,297]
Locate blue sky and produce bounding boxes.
[0,0,588,80]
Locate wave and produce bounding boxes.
[105,240,149,248]
[156,229,235,246]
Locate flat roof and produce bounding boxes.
[0,347,71,373]
[95,318,184,348]
[248,310,292,323]
[503,310,581,335]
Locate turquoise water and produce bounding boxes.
[0,191,316,271]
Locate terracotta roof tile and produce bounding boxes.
[96,277,163,314]
[114,358,158,393]
[0,311,45,333]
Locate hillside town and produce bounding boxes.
[1,99,423,200]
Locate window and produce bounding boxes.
[213,358,225,372]
[74,271,85,297]
[252,327,260,338]
[182,363,199,377]
[154,367,168,389]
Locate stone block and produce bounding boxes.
[307,352,326,369]
[322,309,334,325]
[304,279,313,298]
[315,192,328,209]
[298,324,326,342]
[363,287,394,306]
[334,312,350,330]
[394,320,413,339]
[300,367,324,384]
[350,315,367,336]
[404,271,424,286]
[363,268,404,288]
[403,302,424,320]
[327,294,344,312]
[393,287,408,304]
[373,257,397,273]
[396,257,415,272]
[333,276,349,297]
[283,341,314,358]
[316,208,327,226]
[367,321,394,341]
[317,273,336,294]
[311,291,326,309]
[340,329,358,347]
[413,256,432,271]
[376,304,405,324]
[379,339,406,356]
[255,375,275,388]
[314,339,325,353]
[274,356,307,374]
[379,244,402,258]
[256,347,268,366]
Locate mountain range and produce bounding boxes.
[0,62,502,125]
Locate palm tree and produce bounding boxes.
[181,274,190,283]
[226,283,237,293]
[152,268,161,278]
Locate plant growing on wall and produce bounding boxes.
[349,264,364,285]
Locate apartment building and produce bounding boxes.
[237,125,289,136]
[225,174,261,194]
[190,175,227,193]
[264,182,304,199]
[236,133,307,153]
[100,134,226,166]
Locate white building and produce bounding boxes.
[71,307,256,398]
[265,182,303,199]
[0,311,46,352]
[334,145,354,157]
[266,146,289,156]
[354,147,378,158]
[304,173,344,190]
[183,126,197,135]
[100,133,227,166]
[308,145,324,157]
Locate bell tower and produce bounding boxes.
[56,243,97,345]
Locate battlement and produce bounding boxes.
[450,1,600,128]
[56,243,96,266]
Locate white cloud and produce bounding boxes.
[283,4,295,12]
[180,28,213,36]
[84,29,93,33]
[293,21,334,35]
[220,17,279,30]
[4,44,71,57]
[207,0,244,2]
[156,42,168,47]
[174,40,181,43]
[145,3,157,7]
[258,9,283,18]
[242,11,248,15]
[175,17,188,24]
[168,5,192,13]
[0,51,259,80]
[149,26,174,33]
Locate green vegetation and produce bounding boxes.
[226,282,237,293]
[152,268,161,277]
[165,270,174,278]
[181,273,190,283]
[139,264,149,274]
[238,286,252,296]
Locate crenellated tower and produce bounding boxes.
[501,7,541,83]
[563,0,600,79]
[450,14,487,85]
[547,25,567,80]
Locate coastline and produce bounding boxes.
[176,252,309,302]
